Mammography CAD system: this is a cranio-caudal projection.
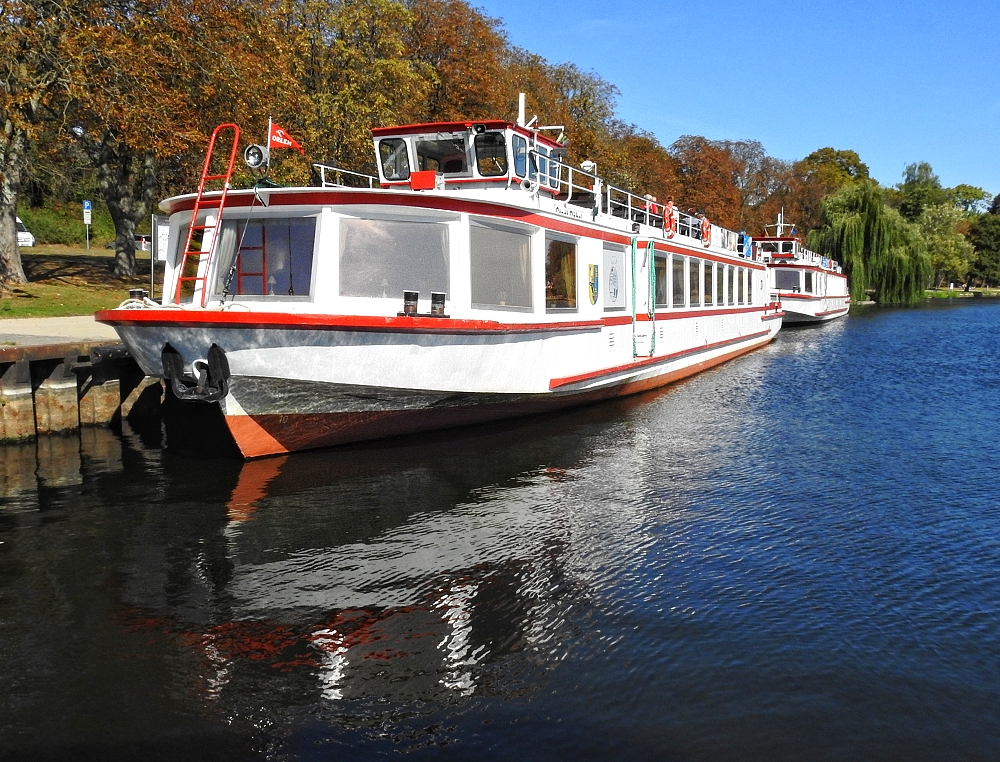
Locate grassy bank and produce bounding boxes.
[925,288,1000,300]
[1,245,157,319]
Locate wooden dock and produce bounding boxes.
[0,317,162,442]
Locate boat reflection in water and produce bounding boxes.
[113,404,645,710]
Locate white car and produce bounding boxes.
[16,217,34,247]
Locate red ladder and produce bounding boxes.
[174,124,241,306]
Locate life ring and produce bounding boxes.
[664,206,677,238]
[701,217,711,247]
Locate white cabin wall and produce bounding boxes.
[449,215,472,317]
[312,207,338,311]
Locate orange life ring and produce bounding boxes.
[701,217,711,247]
[664,205,677,238]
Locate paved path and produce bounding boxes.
[0,315,120,348]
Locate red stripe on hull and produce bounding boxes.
[224,335,773,458]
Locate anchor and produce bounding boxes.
[161,343,230,402]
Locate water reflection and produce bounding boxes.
[107,410,649,714]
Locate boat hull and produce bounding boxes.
[220,334,772,457]
[777,294,851,324]
[102,313,779,457]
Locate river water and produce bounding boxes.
[2,301,1000,761]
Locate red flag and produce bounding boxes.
[268,122,304,154]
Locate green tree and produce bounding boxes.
[809,180,930,305]
[917,202,975,287]
[893,161,947,221]
[967,214,1000,287]
[950,184,991,215]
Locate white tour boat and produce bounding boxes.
[757,213,850,324]
[97,100,784,457]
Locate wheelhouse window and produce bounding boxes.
[415,135,469,174]
[213,217,316,298]
[654,254,668,307]
[530,146,548,185]
[470,222,532,311]
[689,258,701,307]
[475,132,508,177]
[672,255,685,307]
[378,138,410,180]
[774,269,800,291]
[545,236,576,310]
[339,217,449,299]
[512,134,527,177]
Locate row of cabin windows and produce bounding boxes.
[655,255,752,309]
[203,216,752,311]
[379,134,561,188]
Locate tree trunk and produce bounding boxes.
[0,123,28,286]
[95,132,155,279]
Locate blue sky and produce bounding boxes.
[472,0,999,196]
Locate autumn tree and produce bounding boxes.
[61,0,304,277]
[0,0,92,285]
[667,136,741,228]
[288,0,432,176]
[404,0,510,122]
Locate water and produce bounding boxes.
[3,301,1000,761]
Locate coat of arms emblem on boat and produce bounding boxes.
[589,264,599,305]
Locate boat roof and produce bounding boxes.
[372,121,564,149]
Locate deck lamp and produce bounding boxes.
[244,144,270,170]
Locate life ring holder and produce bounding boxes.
[701,217,712,247]
[664,206,677,238]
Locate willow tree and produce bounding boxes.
[809,180,931,305]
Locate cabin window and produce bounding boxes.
[415,136,468,174]
[727,265,735,305]
[689,258,701,307]
[530,146,549,184]
[804,271,814,293]
[470,222,532,311]
[749,270,755,304]
[512,134,527,177]
[213,217,316,298]
[774,269,800,291]
[603,244,625,310]
[545,236,576,310]
[737,267,745,305]
[475,132,508,177]
[378,138,410,180]
[716,263,725,305]
[704,262,714,306]
[654,254,668,307]
[339,217,449,299]
[672,255,685,307]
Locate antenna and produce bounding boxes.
[517,93,526,127]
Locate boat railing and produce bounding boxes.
[536,151,758,256]
[313,163,377,188]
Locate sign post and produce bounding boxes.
[82,200,92,250]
